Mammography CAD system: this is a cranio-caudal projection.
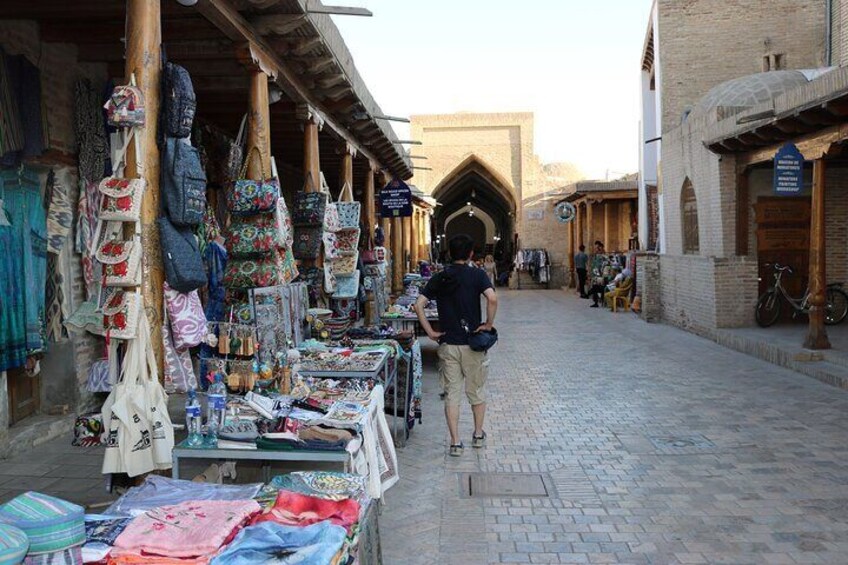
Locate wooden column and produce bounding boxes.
[364,164,376,244]
[402,215,412,273]
[575,203,583,249]
[247,70,270,178]
[586,201,594,249]
[340,143,354,192]
[603,200,612,250]
[391,218,403,293]
[805,158,831,350]
[410,208,420,270]
[302,110,322,192]
[125,0,163,372]
[568,216,575,288]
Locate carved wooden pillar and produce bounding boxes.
[247,70,271,178]
[575,202,583,249]
[125,0,163,372]
[805,158,831,350]
[410,208,420,270]
[301,108,322,192]
[392,217,403,293]
[603,200,612,251]
[586,201,594,250]
[340,143,354,193]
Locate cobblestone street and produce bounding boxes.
[381,290,848,565]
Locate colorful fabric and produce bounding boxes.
[74,79,109,184]
[269,472,367,504]
[113,500,260,559]
[104,476,262,517]
[84,517,131,546]
[227,179,279,217]
[0,523,29,565]
[0,165,47,371]
[23,546,82,565]
[224,215,278,259]
[223,251,287,290]
[210,521,347,565]
[164,284,207,350]
[252,491,360,533]
[44,253,66,343]
[46,168,74,254]
[0,492,85,555]
[412,340,423,421]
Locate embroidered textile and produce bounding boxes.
[209,521,347,565]
[251,491,359,533]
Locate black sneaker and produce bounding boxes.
[590,303,599,308]
[472,432,487,448]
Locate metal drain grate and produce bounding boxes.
[460,473,554,498]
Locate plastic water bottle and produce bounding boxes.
[206,374,227,448]
[185,389,203,447]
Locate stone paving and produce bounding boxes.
[3,290,848,563]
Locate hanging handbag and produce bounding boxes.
[224,214,279,259]
[224,250,287,290]
[227,147,280,216]
[336,181,361,229]
[329,252,358,277]
[323,198,341,233]
[333,270,360,299]
[293,226,323,260]
[374,246,387,263]
[158,215,206,293]
[161,137,206,227]
[163,61,196,138]
[293,176,327,226]
[336,228,360,255]
[94,221,141,287]
[100,129,146,221]
[162,305,197,394]
[323,230,340,260]
[324,261,337,294]
[163,282,207,350]
[104,76,145,127]
[102,289,142,341]
[280,245,299,284]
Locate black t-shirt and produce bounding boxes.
[422,263,494,345]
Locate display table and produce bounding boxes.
[171,440,349,481]
[381,315,438,336]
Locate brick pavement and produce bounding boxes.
[3,290,848,563]
[380,290,848,564]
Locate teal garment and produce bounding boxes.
[0,166,47,371]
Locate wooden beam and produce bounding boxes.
[250,14,308,36]
[317,74,346,89]
[736,124,848,167]
[804,158,831,350]
[247,71,272,178]
[364,164,376,244]
[305,4,373,17]
[125,0,164,375]
[292,36,323,57]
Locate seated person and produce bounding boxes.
[604,268,634,308]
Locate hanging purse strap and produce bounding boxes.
[239,146,268,181]
[236,114,248,149]
[338,181,354,203]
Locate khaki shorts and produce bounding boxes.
[438,344,489,406]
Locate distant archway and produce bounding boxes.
[681,178,699,255]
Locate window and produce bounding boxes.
[762,53,786,72]
[681,179,699,255]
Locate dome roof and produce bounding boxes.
[692,70,810,118]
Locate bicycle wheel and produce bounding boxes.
[755,291,782,327]
[825,288,848,325]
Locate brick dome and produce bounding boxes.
[692,71,810,119]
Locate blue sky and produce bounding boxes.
[333,0,653,180]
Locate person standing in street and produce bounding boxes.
[574,244,589,298]
[483,254,498,287]
[415,234,498,457]
[588,240,611,307]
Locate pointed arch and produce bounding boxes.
[431,154,518,213]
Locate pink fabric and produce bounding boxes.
[251,491,360,533]
[113,500,260,559]
[164,283,207,350]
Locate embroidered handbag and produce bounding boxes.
[227,147,280,216]
[324,199,341,233]
[374,246,387,263]
[95,221,141,287]
[158,216,207,293]
[324,261,337,293]
[224,214,278,259]
[336,182,361,229]
[333,270,360,299]
[163,61,196,139]
[323,230,340,260]
[293,226,323,260]
[281,245,299,284]
[329,252,358,277]
[163,282,207,350]
[275,196,294,248]
[332,298,359,321]
[72,412,104,446]
[336,228,360,255]
[293,186,327,226]
[102,290,142,341]
[224,250,287,290]
[161,137,206,227]
[99,177,145,222]
[104,81,145,127]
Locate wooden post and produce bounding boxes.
[603,200,612,251]
[340,142,354,194]
[247,70,271,178]
[364,164,376,244]
[410,208,420,270]
[391,217,403,293]
[125,0,163,373]
[568,216,575,288]
[403,214,412,274]
[575,202,583,249]
[805,158,831,350]
[302,110,322,192]
[586,201,594,250]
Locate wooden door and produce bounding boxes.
[8,367,40,425]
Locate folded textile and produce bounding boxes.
[0,523,29,565]
[252,491,359,533]
[23,545,83,565]
[298,426,354,444]
[209,521,346,565]
[0,491,85,555]
[217,420,258,443]
[255,437,348,452]
[113,500,260,560]
[85,517,131,546]
[269,472,367,504]
[215,439,257,451]
[104,476,262,517]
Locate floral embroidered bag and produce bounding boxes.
[336,181,361,229]
[99,129,146,221]
[293,226,323,260]
[227,147,280,216]
[224,250,287,290]
[102,289,142,341]
[224,215,278,259]
[329,252,358,277]
[275,196,294,248]
[94,221,141,287]
[323,230,340,260]
[104,77,145,127]
[336,228,360,255]
[293,174,327,226]
[333,270,360,299]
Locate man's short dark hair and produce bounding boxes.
[594,240,604,248]
[448,234,474,261]
[579,244,585,251]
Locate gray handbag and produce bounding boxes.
[158,215,206,292]
[161,137,206,227]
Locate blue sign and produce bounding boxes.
[774,143,805,196]
[380,178,413,218]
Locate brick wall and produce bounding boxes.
[636,253,662,322]
[657,0,826,135]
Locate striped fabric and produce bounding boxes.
[0,492,84,555]
[0,524,28,565]
[23,545,82,565]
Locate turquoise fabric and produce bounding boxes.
[0,491,84,555]
[0,524,28,565]
[0,165,47,371]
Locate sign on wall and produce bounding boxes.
[380,179,413,218]
[773,143,805,196]
[527,209,544,221]
[554,201,576,223]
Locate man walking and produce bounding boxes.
[574,244,589,298]
[415,234,498,457]
[587,240,611,307]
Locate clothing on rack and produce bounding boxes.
[514,248,550,283]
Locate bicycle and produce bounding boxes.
[755,263,848,328]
